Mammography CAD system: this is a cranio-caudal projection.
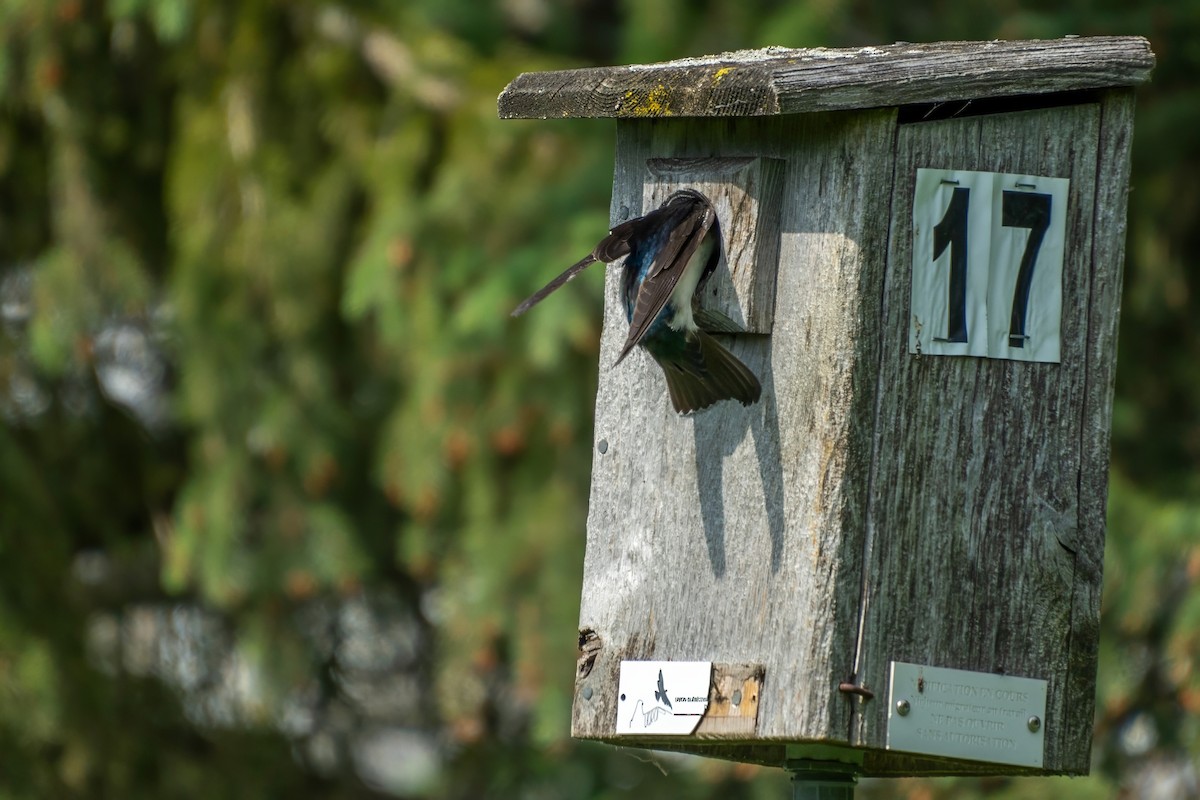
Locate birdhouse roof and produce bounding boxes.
[497,36,1154,119]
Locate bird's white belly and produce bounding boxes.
[666,234,714,332]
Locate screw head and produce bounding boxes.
[597,438,608,454]
[1027,715,1041,732]
[895,699,911,717]
[731,689,742,706]
[582,686,593,701]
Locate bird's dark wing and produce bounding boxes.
[510,220,641,317]
[616,198,715,363]
[595,218,641,260]
[510,253,597,317]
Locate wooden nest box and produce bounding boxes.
[500,37,1154,777]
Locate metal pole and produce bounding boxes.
[787,760,858,800]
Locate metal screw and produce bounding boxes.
[619,205,630,221]
[896,699,910,717]
[582,686,593,701]
[597,438,608,454]
[731,689,742,706]
[1027,716,1041,732]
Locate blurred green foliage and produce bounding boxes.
[0,0,1196,798]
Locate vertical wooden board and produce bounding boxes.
[572,110,897,745]
[1062,89,1136,769]
[854,105,1102,772]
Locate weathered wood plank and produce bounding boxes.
[498,37,1154,120]
[1061,88,1137,768]
[693,663,764,736]
[571,109,897,747]
[852,103,1104,773]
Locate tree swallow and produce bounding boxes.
[512,189,761,414]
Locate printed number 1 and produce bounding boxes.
[932,187,969,344]
[931,187,1053,348]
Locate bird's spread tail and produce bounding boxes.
[655,330,761,414]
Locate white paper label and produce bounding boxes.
[615,661,711,735]
[911,168,1069,363]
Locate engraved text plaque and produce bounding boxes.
[887,661,1048,768]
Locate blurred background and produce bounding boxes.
[0,1,1196,798]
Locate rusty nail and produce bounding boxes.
[838,681,875,701]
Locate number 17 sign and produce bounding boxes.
[910,168,1070,363]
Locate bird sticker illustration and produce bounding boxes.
[615,661,712,735]
[655,668,673,711]
[512,189,761,414]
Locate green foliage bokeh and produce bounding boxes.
[0,1,1196,798]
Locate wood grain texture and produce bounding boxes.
[571,109,897,750]
[851,103,1105,774]
[695,663,764,736]
[498,37,1154,120]
[1062,89,1137,768]
[645,157,784,333]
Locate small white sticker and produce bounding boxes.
[615,661,711,735]
[911,168,1069,363]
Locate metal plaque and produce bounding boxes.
[887,661,1047,768]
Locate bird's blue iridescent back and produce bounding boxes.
[621,225,675,334]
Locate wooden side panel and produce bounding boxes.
[854,104,1104,773]
[1063,88,1137,769]
[571,110,897,744]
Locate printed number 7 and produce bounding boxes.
[931,188,1053,348]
